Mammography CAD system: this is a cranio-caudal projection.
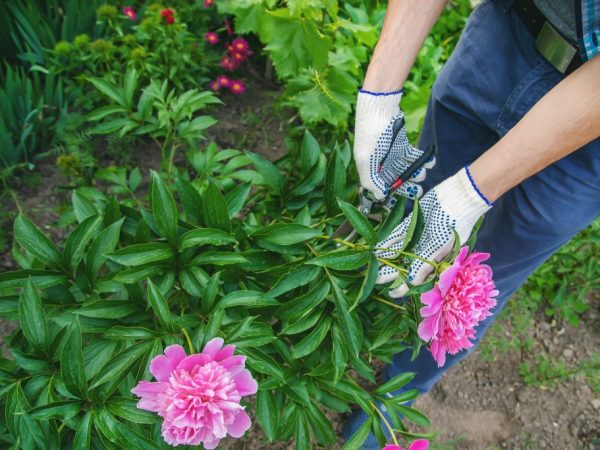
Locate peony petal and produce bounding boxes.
[214,344,236,362]
[455,246,469,264]
[131,381,169,412]
[176,353,212,371]
[437,265,459,296]
[465,251,490,266]
[203,439,221,450]
[417,316,439,341]
[227,410,251,438]
[233,369,258,396]
[419,288,442,316]
[149,345,187,381]
[408,439,430,450]
[202,337,224,357]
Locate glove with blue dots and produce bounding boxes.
[353,88,436,201]
[376,166,492,298]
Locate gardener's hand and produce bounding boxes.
[376,166,492,297]
[353,89,436,201]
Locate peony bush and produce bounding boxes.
[0,133,494,448]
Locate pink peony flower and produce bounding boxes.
[131,339,258,448]
[383,439,429,450]
[229,80,246,95]
[205,31,219,45]
[123,6,137,21]
[418,247,498,367]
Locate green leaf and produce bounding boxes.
[0,270,66,291]
[192,251,247,266]
[61,316,88,398]
[107,243,174,266]
[151,171,178,245]
[90,342,152,390]
[331,279,362,356]
[179,228,237,251]
[377,196,407,241]
[18,279,48,351]
[355,253,379,305]
[63,215,103,274]
[324,148,346,213]
[310,250,370,270]
[72,411,92,450]
[253,223,321,245]
[115,420,162,449]
[202,180,232,232]
[338,199,377,245]
[77,300,138,319]
[225,182,251,218]
[401,199,421,252]
[269,265,322,298]
[291,153,327,196]
[294,409,311,450]
[28,400,81,420]
[201,272,220,314]
[107,397,161,424]
[300,130,320,172]
[395,404,431,427]
[104,326,157,340]
[72,190,98,222]
[331,324,348,383]
[147,279,175,331]
[277,279,330,321]
[373,372,416,396]
[87,76,126,107]
[176,176,204,226]
[292,316,332,359]
[86,219,124,282]
[220,290,279,308]
[257,389,278,442]
[281,305,324,335]
[306,401,336,445]
[245,152,284,194]
[14,215,62,268]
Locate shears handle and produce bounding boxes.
[390,144,436,191]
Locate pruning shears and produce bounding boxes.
[333,117,436,241]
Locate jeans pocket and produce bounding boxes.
[495,60,563,136]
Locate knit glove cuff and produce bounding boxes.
[355,89,403,122]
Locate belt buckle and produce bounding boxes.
[535,21,577,74]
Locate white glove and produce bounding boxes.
[376,166,493,297]
[353,89,436,201]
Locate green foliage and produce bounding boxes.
[0,135,435,448]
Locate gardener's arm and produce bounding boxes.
[363,0,448,91]
[354,0,448,200]
[470,55,600,202]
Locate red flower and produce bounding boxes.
[226,43,235,54]
[232,51,246,63]
[204,32,219,45]
[204,0,215,7]
[219,56,238,71]
[216,75,231,87]
[209,80,221,91]
[123,6,137,21]
[232,37,249,54]
[160,8,175,24]
[229,79,245,95]
[224,19,233,36]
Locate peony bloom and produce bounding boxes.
[132,339,257,448]
[418,247,498,367]
[383,439,429,450]
[229,80,246,95]
[204,0,215,7]
[205,31,219,45]
[123,6,137,21]
[216,75,231,87]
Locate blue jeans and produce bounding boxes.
[344,1,600,446]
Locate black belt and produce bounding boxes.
[513,0,582,74]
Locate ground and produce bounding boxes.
[1,81,599,450]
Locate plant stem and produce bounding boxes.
[376,257,409,274]
[181,327,195,354]
[372,295,405,310]
[373,247,439,269]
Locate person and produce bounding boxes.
[345,0,600,446]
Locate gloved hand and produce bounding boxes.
[353,88,436,201]
[376,166,493,297]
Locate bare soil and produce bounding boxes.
[1,84,599,450]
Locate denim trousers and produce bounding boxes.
[344,1,600,447]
